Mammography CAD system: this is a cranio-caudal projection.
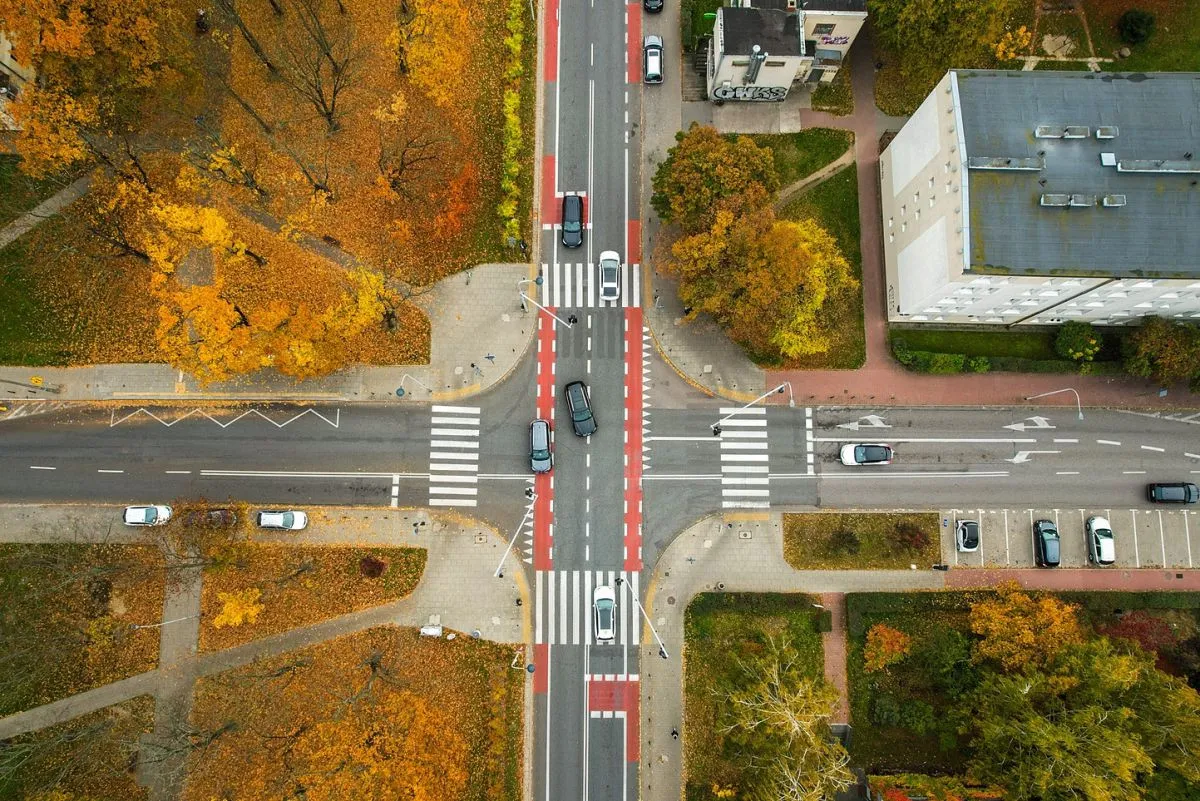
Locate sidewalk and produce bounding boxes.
[641,24,1198,410]
[0,262,536,404]
[639,513,942,801]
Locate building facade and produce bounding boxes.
[706,0,866,102]
[879,70,1200,326]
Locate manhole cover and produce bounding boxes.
[475,534,488,544]
[667,596,676,605]
[738,530,752,539]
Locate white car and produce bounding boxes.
[256,510,309,530]
[123,505,172,526]
[1086,516,1115,565]
[593,585,616,643]
[839,443,893,466]
[598,250,621,302]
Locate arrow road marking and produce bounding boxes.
[836,414,891,431]
[1006,450,1060,464]
[1003,416,1055,432]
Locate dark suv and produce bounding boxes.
[1146,482,1199,504]
[1033,519,1060,567]
[564,381,596,437]
[561,194,583,248]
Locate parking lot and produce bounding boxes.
[940,508,1200,569]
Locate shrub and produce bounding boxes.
[359,555,387,578]
[1055,321,1102,363]
[825,527,860,556]
[891,522,931,553]
[1122,316,1200,385]
[912,627,979,699]
[864,623,913,673]
[891,337,914,366]
[870,693,935,735]
[965,355,991,373]
[1117,10,1156,44]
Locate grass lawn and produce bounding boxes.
[199,544,426,651]
[776,164,865,369]
[683,593,825,799]
[0,695,154,801]
[890,325,1129,362]
[811,68,854,116]
[783,513,941,570]
[0,156,73,229]
[681,0,722,51]
[0,543,164,717]
[747,128,853,188]
[1084,0,1200,70]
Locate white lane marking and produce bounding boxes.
[29,466,56,470]
[719,440,768,450]
[431,427,480,437]
[1141,445,1166,453]
[97,469,124,474]
[535,570,544,645]
[429,486,479,495]
[110,407,340,429]
[814,437,1037,444]
[431,416,480,425]
[824,471,1011,479]
[391,474,400,508]
[430,499,478,507]
[430,440,479,449]
[201,469,418,478]
[723,489,770,497]
[433,474,480,483]
[429,451,480,461]
[1123,470,1147,475]
[1056,471,1080,475]
[1186,453,1200,460]
[723,465,770,473]
[718,407,766,415]
[722,477,770,485]
[429,463,479,472]
[1053,438,1078,443]
[1097,439,1121,446]
[641,474,723,480]
[432,405,480,414]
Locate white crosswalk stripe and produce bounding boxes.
[717,408,770,509]
[428,406,481,507]
[539,263,642,308]
[534,570,641,645]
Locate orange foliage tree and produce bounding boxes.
[864,623,913,673]
[969,582,1083,672]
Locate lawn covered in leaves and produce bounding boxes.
[184,627,524,801]
[783,512,941,570]
[683,592,825,801]
[199,544,427,651]
[746,128,853,189]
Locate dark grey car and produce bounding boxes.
[530,419,553,473]
[1033,519,1060,567]
[1146,482,1199,504]
[561,194,583,248]
[564,381,596,437]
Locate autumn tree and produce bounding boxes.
[1123,316,1200,386]
[864,623,912,673]
[963,635,1200,801]
[276,0,360,132]
[667,209,856,361]
[651,124,779,234]
[390,0,472,108]
[969,583,1083,672]
[869,0,1024,84]
[720,637,853,801]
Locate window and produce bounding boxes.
[732,60,749,66]
[929,197,935,208]
[928,177,935,188]
[888,218,893,228]
[888,233,894,243]
[813,23,835,35]
[901,205,906,215]
[901,222,907,232]
[765,60,786,67]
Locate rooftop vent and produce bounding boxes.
[1070,193,1095,207]
[1100,152,1117,167]
[1035,125,1090,139]
[1096,126,1119,139]
[968,156,1044,171]
[1102,194,1127,207]
[1040,193,1071,207]
[1117,159,1200,174]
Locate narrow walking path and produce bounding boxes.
[0,174,92,251]
[819,592,849,724]
[774,147,855,208]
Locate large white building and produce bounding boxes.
[706,0,866,102]
[879,70,1200,327]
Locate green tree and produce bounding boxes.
[650,124,778,234]
[1055,321,1102,363]
[1123,316,1200,386]
[869,0,1023,83]
[720,637,852,801]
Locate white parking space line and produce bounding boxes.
[1159,510,1167,566]
[1004,509,1010,564]
[1186,513,1194,568]
[1131,510,1140,568]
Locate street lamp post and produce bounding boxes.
[1024,387,1084,420]
[517,276,544,313]
[130,613,201,631]
[711,381,795,436]
[615,576,669,659]
[495,489,537,578]
[520,293,575,328]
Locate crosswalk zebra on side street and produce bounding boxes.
[428,405,481,507]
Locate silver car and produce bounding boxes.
[598,250,621,302]
[257,510,309,530]
[643,35,663,84]
[530,419,553,473]
[593,585,616,642]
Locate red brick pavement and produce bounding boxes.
[820,592,849,725]
[945,568,1200,591]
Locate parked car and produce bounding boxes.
[530,419,554,473]
[643,35,663,84]
[1033,519,1060,567]
[257,510,308,531]
[1086,516,1115,565]
[593,585,616,643]
[955,520,979,553]
[643,0,663,11]
[564,380,597,437]
[839,444,893,466]
[598,250,621,302]
[1146,482,1199,504]
[184,508,237,528]
[123,505,172,527]
[561,194,583,249]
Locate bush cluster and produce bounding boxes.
[892,339,989,374]
[870,693,936,735]
[496,0,526,241]
[1054,321,1102,362]
[1118,10,1156,44]
[890,522,931,553]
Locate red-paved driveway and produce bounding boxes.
[765,26,1194,411]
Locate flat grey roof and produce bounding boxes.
[802,0,867,10]
[722,8,803,57]
[955,70,1200,278]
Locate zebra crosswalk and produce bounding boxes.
[428,405,481,507]
[717,407,770,509]
[539,262,642,308]
[535,570,641,645]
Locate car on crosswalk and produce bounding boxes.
[598,250,621,302]
[593,585,616,643]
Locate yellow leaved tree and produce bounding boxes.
[212,588,264,628]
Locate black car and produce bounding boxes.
[1033,519,1060,567]
[561,194,583,249]
[955,520,979,553]
[564,380,596,437]
[1146,482,1199,504]
[643,0,663,11]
